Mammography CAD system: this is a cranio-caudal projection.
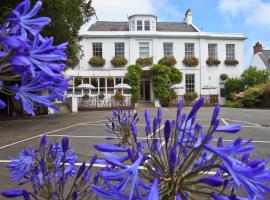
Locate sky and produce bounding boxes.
[92,0,270,68]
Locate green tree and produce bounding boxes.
[241,66,270,87]
[125,65,142,103]
[0,0,95,68]
[224,78,245,100]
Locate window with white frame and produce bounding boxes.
[92,43,102,57]
[163,43,173,56]
[115,43,125,57]
[185,74,195,93]
[137,20,143,31]
[185,43,194,58]
[208,44,218,59]
[139,42,150,58]
[226,44,235,60]
[144,20,150,31]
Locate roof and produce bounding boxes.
[88,21,198,32]
[128,14,157,19]
[258,50,270,70]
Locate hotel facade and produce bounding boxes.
[66,9,246,106]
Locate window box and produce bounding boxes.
[206,58,221,66]
[89,56,105,67]
[158,56,177,66]
[224,59,239,66]
[136,57,153,66]
[111,56,128,67]
[183,56,199,67]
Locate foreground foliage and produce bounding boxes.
[3,98,270,200]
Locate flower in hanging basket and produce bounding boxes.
[224,59,239,66]
[183,56,199,67]
[206,58,221,66]
[89,56,106,67]
[111,56,128,67]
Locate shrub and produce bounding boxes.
[158,56,177,66]
[184,92,198,103]
[89,56,105,67]
[224,78,245,100]
[224,59,239,66]
[125,65,142,103]
[150,65,183,107]
[136,57,153,66]
[206,58,221,66]
[220,73,228,81]
[183,56,199,67]
[232,92,245,103]
[241,66,270,87]
[243,85,264,108]
[262,83,270,107]
[225,100,244,108]
[111,56,128,67]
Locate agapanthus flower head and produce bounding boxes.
[0,0,68,116]
[94,98,270,200]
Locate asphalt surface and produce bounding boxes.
[0,106,270,196]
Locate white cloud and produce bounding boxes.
[92,0,182,21]
[218,0,270,29]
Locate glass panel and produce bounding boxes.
[137,20,143,31]
[92,43,102,57]
[185,43,194,58]
[145,20,150,31]
[91,78,98,87]
[139,42,150,58]
[226,44,235,60]
[115,43,125,57]
[107,77,114,87]
[208,44,217,59]
[83,78,89,84]
[185,74,195,93]
[164,43,173,56]
[116,77,122,85]
[99,78,105,87]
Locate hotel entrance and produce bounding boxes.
[140,80,151,102]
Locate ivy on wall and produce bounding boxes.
[150,65,182,107]
[125,65,142,103]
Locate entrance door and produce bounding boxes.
[140,80,151,102]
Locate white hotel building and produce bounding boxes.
[67,9,246,106]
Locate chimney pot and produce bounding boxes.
[253,42,263,54]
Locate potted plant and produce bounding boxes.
[220,73,228,81]
[182,56,199,67]
[89,56,106,67]
[206,58,221,66]
[114,91,125,101]
[224,59,239,66]
[184,92,198,104]
[158,56,177,66]
[111,56,128,67]
[136,57,153,66]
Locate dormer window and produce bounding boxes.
[145,21,150,31]
[137,21,143,31]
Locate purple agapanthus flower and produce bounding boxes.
[0,99,6,109]
[5,0,51,37]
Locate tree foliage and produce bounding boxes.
[241,66,270,87]
[125,65,142,103]
[224,78,245,100]
[150,65,182,107]
[0,0,95,68]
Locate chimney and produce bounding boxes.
[253,42,263,54]
[184,9,192,25]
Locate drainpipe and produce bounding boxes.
[199,38,202,97]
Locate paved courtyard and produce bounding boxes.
[0,107,270,192]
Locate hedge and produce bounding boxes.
[125,65,142,103]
